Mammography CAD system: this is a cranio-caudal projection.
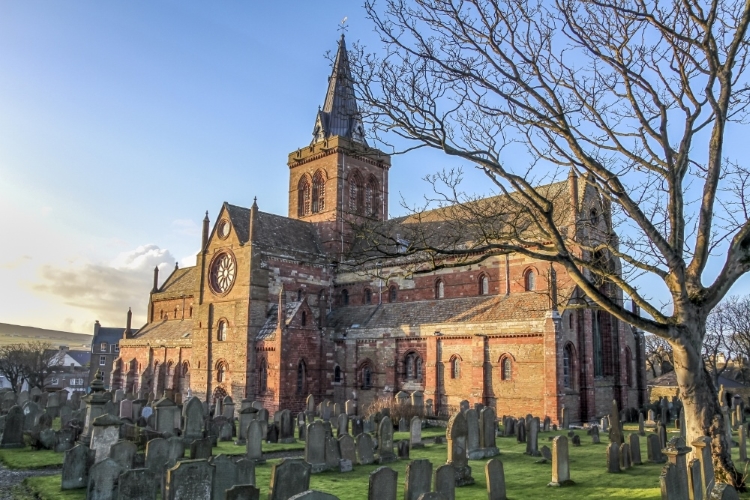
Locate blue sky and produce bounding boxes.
[0,2,747,333]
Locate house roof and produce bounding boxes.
[93,327,126,345]
[156,266,196,299]
[648,370,748,389]
[127,318,193,343]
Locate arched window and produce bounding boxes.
[364,289,372,305]
[625,347,634,387]
[435,279,445,299]
[569,313,574,329]
[479,275,489,295]
[361,363,372,389]
[341,289,349,306]
[389,285,398,303]
[593,311,604,377]
[189,307,193,318]
[334,365,342,383]
[450,356,461,379]
[349,171,364,214]
[297,289,303,301]
[297,177,310,216]
[404,352,422,381]
[174,307,178,318]
[524,270,536,291]
[312,171,325,213]
[301,311,307,327]
[563,344,573,388]
[258,358,267,393]
[501,357,512,381]
[366,176,379,217]
[297,360,306,394]
[217,320,227,341]
[217,362,228,383]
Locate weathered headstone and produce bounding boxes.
[433,464,455,500]
[226,484,260,500]
[339,434,357,464]
[378,416,397,464]
[397,439,410,459]
[526,417,540,456]
[182,397,204,443]
[660,438,692,500]
[190,437,212,459]
[87,458,124,500]
[619,443,631,469]
[337,413,350,437]
[0,406,24,448]
[62,444,93,490]
[356,433,375,465]
[548,436,573,487]
[590,425,601,444]
[268,458,311,500]
[466,409,481,459]
[108,440,136,470]
[410,416,424,448]
[479,407,499,457]
[692,437,715,497]
[324,435,341,470]
[446,411,474,486]
[607,442,621,473]
[629,433,642,465]
[165,458,214,500]
[485,458,507,500]
[90,414,123,464]
[209,454,239,500]
[306,421,327,472]
[247,419,265,464]
[368,466,397,500]
[144,438,170,477]
[709,483,741,500]
[280,409,296,443]
[404,459,432,500]
[117,468,157,500]
[638,412,645,436]
[561,406,570,429]
[647,433,666,463]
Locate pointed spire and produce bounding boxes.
[312,35,367,146]
[202,210,210,251]
[152,266,159,292]
[252,196,258,210]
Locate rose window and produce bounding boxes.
[210,252,236,294]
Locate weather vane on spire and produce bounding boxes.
[338,16,348,35]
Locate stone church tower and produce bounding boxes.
[287,35,391,258]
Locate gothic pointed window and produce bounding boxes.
[217,362,228,383]
[450,355,461,379]
[368,176,380,218]
[312,171,325,213]
[480,274,489,295]
[361,363,372,389]
[298,177,310,216]
[297,360,306,395]
[258,358,267,393]
[217,320,227,341]
[404,352,422,381]
[593,311,604,377]
[524,270,535,291]
[563,345,572,388]
[364,288,372,305]
[389,285,398,303]
[334,365,342,383]
[501,357,512,381]
[435,279,445,299]
[365,182,373,216]
[349,171,364,214]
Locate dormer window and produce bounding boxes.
[100,342,107,351]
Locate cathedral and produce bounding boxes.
[111,35,648,424]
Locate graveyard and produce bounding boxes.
[0,379,748,499]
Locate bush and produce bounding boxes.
[362,397,423,424]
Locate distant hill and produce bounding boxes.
[0,323,92,349]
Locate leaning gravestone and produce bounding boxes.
[108,440,136,470]
[118,468,157,500]
[447,411,474,486]
[485,458,507,500]
[87,457,124,500]
[0,406,24,448]
[369,466,398,500]
[268,458,311,500]
[62,444,93,490]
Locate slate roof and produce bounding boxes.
[649,371,749,389]
[67,350,91,366]
[311,35,367,146]
[156,266,197,299]
[257,301,304,340]
[327,292,553,332]
[225,203,325,257]
[94,327,126,345]
[129,319,193,342]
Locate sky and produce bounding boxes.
[0,2,747,334]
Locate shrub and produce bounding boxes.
[362,397,423,423]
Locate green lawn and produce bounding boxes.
[19,426,750,499]
[0,447,63,469]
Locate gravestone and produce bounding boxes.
[399,417,408,432]
[1,406,24,448]
[739,425,747,462]
[607,442,621,473]
[356,433,375,465]
[165,458,214,500]
[87,458,124,500]
[209,454,239,500]
[609,400,623,444]
[144,438,170,478]
[190,437,212,459]
[629,433,642,465]
[548,436,573,487]
[222,395,235,419]
[620,443,631,469]
[90,414,123,464]
[324,435,341,470]
[404,459,432,500]
[590,425,600,444]
[485,458,507,500]
[515,417,526,444]
[465,409,482,459]
[709,483,741,500]
[337,413,349,437]
[692,437,715,498]
[571,435,581,447]
[153,397,179,435]
[109,440,136,470]
[543,416,551,432]
[647,433,666,463]
[226,485,260,500]
[368,466,397,500]
[246,419,265,464]
[638,412,646,436]
[352,417,363,437]
[526,417,540,456]
[397,439,410,459]
[119,399,133,420]
[541,445,552,461]
[62,444,94,490]
[238,407,258,443]
[280,409,296,443]
[657,422,668,449]
[306,421,327,472]
[378,416,397,464]
[268,458,311,500]
[459,400,470,413]
[345,399,356,416]
[446,411,474,486]
[410,416,424,448]
[661,438,692,500]
[118,468,157,500]
[339,434,357,464]
[411,391,424,411]
[182,397,204,443]
[561,406,570,429]
[479,407,499,457]
[433,464,455,500]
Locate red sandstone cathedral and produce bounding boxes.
[109,36,647,424]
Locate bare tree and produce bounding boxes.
[644,334,674,378]
[0,344,28,393]
[722,295,750,382]
[349,0,750,485]
[703,301,736,386]
[20,342,63,391]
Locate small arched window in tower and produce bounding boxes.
[217,321,227,342]
[435,279,445,299]
[312,171,325,213]
[217,362,228,383]
[341,289,349,306]
[524,270,536,291]
[334,365,342,383]
[364,289,372,305]
[301,311,307,327]
[297,360,306,394]
[297,177,310,216]
[563,345,572,387]
[365,182,373,216]
[625,346,634,387]
[258,359,267,393]
[450,356,461,379]
[501,357,512,381]
[389,285,398,303]
[349,171,364,214]
[366,176,379,217]
[480,275,489,295]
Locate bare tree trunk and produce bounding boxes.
[672,330,742,488]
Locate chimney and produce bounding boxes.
[249,197,258,243]
[124,307,132,339]
[549,263,558,312]
[94,320,101,336]
[202,211,210,251]
[152,266,159,292]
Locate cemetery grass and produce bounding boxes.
[0,447,63,469]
